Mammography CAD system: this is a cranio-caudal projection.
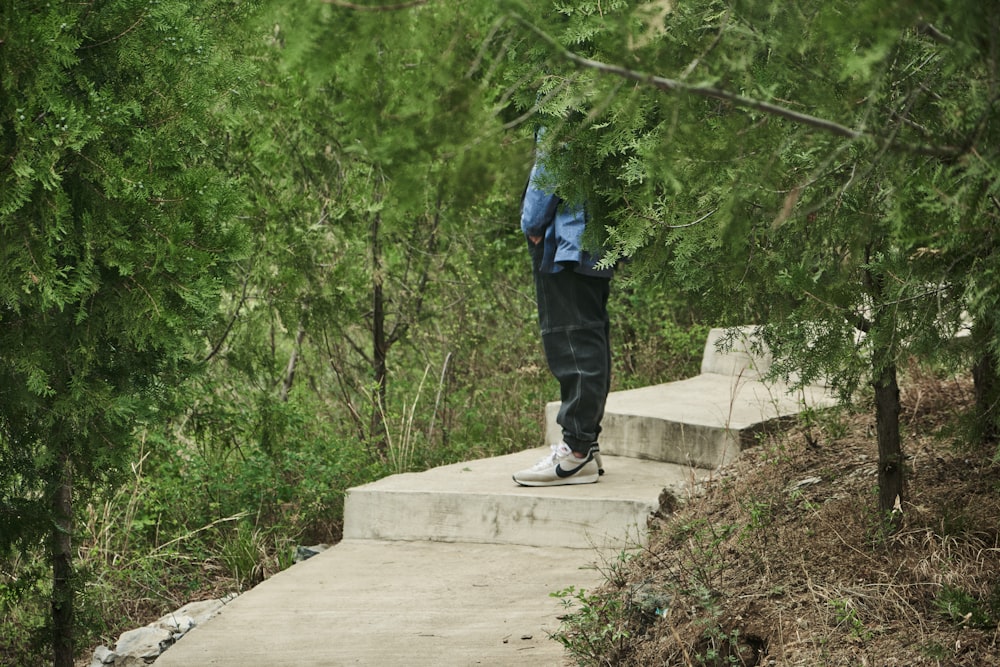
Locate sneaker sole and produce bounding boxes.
[512,474,600,487]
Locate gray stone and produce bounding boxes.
[787,476,822,492]
[164,595,237,631]
[156,613,195,635]
[293,543,330,563]
[85,595,239,667]
[89,645,116,666]
[113,625,173,666]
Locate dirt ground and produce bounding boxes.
[560,372,1000,666]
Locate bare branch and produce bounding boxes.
[79,12,145,49]
[204,273,250,363]
[321,0,427,10]
[280,324,307,403]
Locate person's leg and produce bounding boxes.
[513,244,610,487]
[533,260,611,457]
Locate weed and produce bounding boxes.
[674,519,736,594]
[788,487,820,512]
[740,498,774,535]
[934,584,999,630]
[937,500,974,537]
[695,624,744,665]
[551,585,631,667]
[217,522,269,591]
[861,485,899,547]
[919,641,950,660]
[550,548,663,665]
[762,438,791,465]
[828,597,874,641]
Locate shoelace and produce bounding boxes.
[529,442,575,470]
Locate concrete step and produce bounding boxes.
[153,539,603,667]
[343,449,706,549]
[547,374,836,468]
[545,327,838,468]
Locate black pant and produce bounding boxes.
[530,243,611,456]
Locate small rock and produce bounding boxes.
[157,613,195,635]
[657,488,680,515]
[113,625,174,666]
[169,596,232,628]
[294,543,331,563]
[89,645,116,666]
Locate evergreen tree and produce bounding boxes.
[487,0,1000,521]
[0,2,252,662]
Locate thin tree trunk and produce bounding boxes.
[370,211,388,455]
[864,246,905,529]
[50,442,74,667]
[280,324,307,403]
[873,362,904,524]
[972,320,1000,444]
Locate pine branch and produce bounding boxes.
[509,13,964,159]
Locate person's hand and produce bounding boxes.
[528,235,542,245]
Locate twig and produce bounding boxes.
[427,352,452,445]
[152,513,249,554]
[79,13,146,49]
[321,0,426,10]
[204,274,250,363]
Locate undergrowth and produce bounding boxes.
[1,270,706,665]
[553,370,1000,666]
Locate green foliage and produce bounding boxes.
[828,597,875,641]
[487,0,1000,405]
[4,0,998,662]
[610,263,710,387]
[1,0,253,527]
[934,584,1000,630]
[551,550,639,667]
[1,1,257,661]
[551,584,632,667]
[485,0,1000,518]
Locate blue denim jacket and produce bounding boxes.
[520,139,612,278]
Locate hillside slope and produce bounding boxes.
[555,372,1000,666]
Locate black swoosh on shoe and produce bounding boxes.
[555,457,590,478]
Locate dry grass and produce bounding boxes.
[565,371,1000,666]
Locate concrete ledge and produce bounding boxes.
[343,449,705,549]
[545,327,838,468]
[547,374,835,468]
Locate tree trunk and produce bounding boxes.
[370,211,388,455]
[873,362,904,526]
[971,320,1000,445]
[864,248,905,529]
[280,324,307,403]
[50,442,74,667]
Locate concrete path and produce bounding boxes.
[153,328,837,666]
[153,539,595,666]
[152,452,699,666]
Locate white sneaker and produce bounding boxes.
[512,442,600,486]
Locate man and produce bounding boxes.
[512,131,612,486]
